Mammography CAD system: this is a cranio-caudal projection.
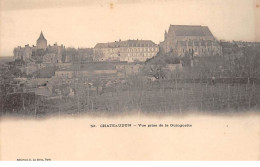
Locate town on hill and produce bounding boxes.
[1,25,260,118]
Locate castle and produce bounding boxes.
[159,25,222,56]
[13,32,64,64]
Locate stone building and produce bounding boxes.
[43,53,59,63]
[94,40,159,62]
[13,44,33,61]
[44,43,64,63]
[36,31,47,50]
[13,32,64,63]
[159,25,222,56]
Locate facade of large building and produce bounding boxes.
[94,40,159,62]
[159,25,222,56]
[13,44,33,61]
[13,32,64,63]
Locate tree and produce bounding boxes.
[142,59,168,79]
[241,46,260,78]
[181,53,191,67]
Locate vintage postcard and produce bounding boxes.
[0,0,260,161]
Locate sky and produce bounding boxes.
[0,0,259,57]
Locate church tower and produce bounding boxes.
[36,31,47,49]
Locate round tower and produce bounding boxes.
[36,31,47,49]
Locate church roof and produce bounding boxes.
[94,40,157,48]
[37,31,47,41]
[170,25,213,37]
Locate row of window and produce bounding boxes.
[107,47,158,52]
[111,44,156,47]
[182,47,220,53]
[127,47,158,52]
[128,44,156,47]
[127,53,155,57]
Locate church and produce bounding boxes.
[159,25,222,57]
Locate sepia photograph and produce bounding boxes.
[0,0,260,161]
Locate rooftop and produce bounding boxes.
[169,25,213,37]
[37,31,47,41]
[94,40,157,48]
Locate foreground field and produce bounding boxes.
[2,80,259,118]
[94,81,260,113]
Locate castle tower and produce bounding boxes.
[36,31,47,49]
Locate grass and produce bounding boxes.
[1,79,259,118]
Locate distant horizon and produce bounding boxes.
[1,0,259,57]
[0,33,259,58]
